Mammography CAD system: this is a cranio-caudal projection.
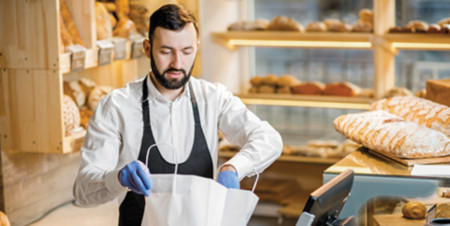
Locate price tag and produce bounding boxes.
[131,37,145,59]
[96,40,114,65]
[66,44,86,71]
[111,37,127,60]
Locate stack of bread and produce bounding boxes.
[352,8,373,32]
[249,74,301,94]
[63,78,115,133]
[389,17,450,34]
[334,96,450,159]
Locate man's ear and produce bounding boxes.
[143,39,151,58]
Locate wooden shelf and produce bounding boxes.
[211,31,374,50]
[219,150,341,164]
[237,93,373,109]
[384,33,450,51]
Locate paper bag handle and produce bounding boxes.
[251,168,259,193]
[145,143,179,190]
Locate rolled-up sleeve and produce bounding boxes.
[216,85,283,180]
[73,97,127,206]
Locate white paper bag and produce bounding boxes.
[141,144,259,226]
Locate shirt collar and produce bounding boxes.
[145,74,191,102]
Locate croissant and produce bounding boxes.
[402,201,426,219]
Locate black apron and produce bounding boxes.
[118,76,213,226]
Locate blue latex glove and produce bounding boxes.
[119,160,152,196]
[217,171,240,189]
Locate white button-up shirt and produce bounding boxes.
[73,75,282,206]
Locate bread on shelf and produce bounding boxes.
[267,16,304,32]
[406,20,429,33]
[323,82,361,96]
[59,0,85,46]
[292,81,325,95]
[359,9,373,23]
[402,201,427,219]
[276,74,301,87]
[88,86,114,111]
[63,94,81,136]
[333,110,450,158]
[370,96,450,136]
[324,19,352,32]
[384,87,413,98]
[95,2,113,40]
[305,22,326,32]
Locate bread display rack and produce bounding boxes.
[211,0,450,103]
[0,0,146,154]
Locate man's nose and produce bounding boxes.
[170,52,182,69]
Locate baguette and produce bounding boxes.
[333,110,450,158]
[370,96,450,136]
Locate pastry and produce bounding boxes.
[305,22,326,32]
[88,86,114,110]
[402,201,426,219]
[262,74,278,85]
[291,81,325,95]
[276,86,291,94]
[276,75,301,87]
[267,16,304,32]
[437,17,450,26]
[370,96,450,136]
[406,20,429,33]
[323,82,361,96]
[334,110,450,158]
[359,9,373,23]
[250,19,270,31]
[250,76,263,86]
[324,19,352,32]
[249,86,259,94]
[60,0,85,46]
[63,94,81,136]
[384,87,413,98]
[228,21,247,31]
[352,20,373,32]
[436,203,450,218]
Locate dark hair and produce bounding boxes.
[148,4,199,44]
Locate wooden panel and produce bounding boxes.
[4,69,64,153]
[0,69,11,152]
[1,151,81,225]
[0,0,59,69]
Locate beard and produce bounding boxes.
[150,50,194,90]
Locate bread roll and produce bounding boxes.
[250,76,263,86]
[384,87,413,98]
[63,94,81,136]
[78,77,97,96]
[334,110,450,158]
[324,19,351,32]
[359,9,373,23]
[427,24,442,33]
[324,82,361,96]
[276,75,301,87]
[305,22,326,32]
[228,21,247,31]
[406,20,429,33]
[268,16,304,32]
[88,86,114,111]
[370,96,450,136]
[262,74,278,85]
[414,89,426,98]
[437,17,450,26]
[276,86,291,94]
[402,201,427,219]
[352,20,373,32]
[103,2,116,13]
[249,86,259,94]
[291,81,325,95]
[259,85,276,94]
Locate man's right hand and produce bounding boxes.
[119,160,152,196]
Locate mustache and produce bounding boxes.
[164,68,186,75]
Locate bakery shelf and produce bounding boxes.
[211,31,374,50]
[237,93,373,109]
[219,150,341,164]
[384,33,450,51]
[63,129,86,154]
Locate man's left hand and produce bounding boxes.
[217,165,240,189]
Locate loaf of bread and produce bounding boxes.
[358,88,374,98]
[334,110,450,158]
[60,0,85,46]
[95,2,113,40]
[88,86,114,110]
[406,20,429,33]
[370,96,450,136]
[80,106,93,129]
[113,18,138,38]
[250,76,263,86]
[436,203,450,218]
[276,75,301,87]
[262,74,278,85]
[63,94,81,136]
[129,3,150,36]
[437,17,450,26]
[359,9,373,23]
[291,81,325,95]
[267,16,304,32]
[259,85,276,94]
[276,86,291,94]
[402,201,427,219]
[427,24,442,33]
[115,0,129,20]
[305,22,326,32]
[324,82,361,96]
[324,19,352,32]
[384,87,413,98]
[59,14,73,52]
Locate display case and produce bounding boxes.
[0,0,148,154]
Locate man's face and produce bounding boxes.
[148,23,198,90]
